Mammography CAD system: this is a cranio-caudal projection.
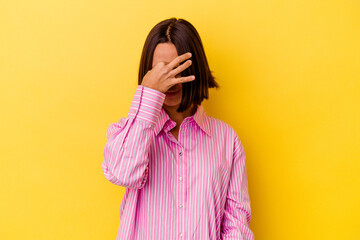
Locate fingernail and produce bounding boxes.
[188,52,192,57]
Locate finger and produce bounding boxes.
[167,52,192,71]
[172,75,195,84]
[169,59,192,77]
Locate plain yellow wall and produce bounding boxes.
[1,0,359,239]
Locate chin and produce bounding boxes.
[163,100,181,108]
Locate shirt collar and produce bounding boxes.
[154,104,211,137]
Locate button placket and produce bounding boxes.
[178,148,183,180]
[177,146,185,239]
[178,148,184,210]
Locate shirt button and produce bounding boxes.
[179,176,183,181]
[179,152,183,156]
[179,232,183,237]
[179,204,183,209]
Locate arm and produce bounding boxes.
[220,134,254,240]
[102,85,165,189]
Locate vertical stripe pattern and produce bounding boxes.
[102,85,254,240]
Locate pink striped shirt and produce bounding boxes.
[102,85,254,240]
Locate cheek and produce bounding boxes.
[177,89,183,100]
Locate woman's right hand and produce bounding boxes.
[141,52,195,93]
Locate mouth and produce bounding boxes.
[165,89,180,96]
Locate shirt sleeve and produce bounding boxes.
[102,85,166,189]
[220,134,254,240]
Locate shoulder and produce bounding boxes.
[206,115,245,163]
[207,115,240,144]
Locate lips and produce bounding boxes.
[165,89,180,94]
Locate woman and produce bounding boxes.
[102,17,254,240]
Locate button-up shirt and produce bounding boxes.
[102,85,254,240]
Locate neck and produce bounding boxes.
[163,103,197,127]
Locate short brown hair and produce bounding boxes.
[138,17,220,112]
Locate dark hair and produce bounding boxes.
[138,17,220,112]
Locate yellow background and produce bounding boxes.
[1,0,359,239]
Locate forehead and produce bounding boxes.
[152,43,179,67]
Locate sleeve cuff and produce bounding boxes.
[127,85,166,126]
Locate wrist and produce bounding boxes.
[141,83,163,93]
